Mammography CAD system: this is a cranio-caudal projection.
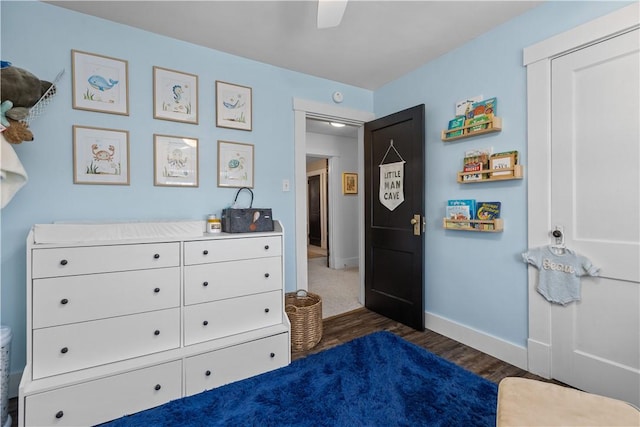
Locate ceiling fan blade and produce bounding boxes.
[317,0,348,29]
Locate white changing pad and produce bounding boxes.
[33,220,205,244]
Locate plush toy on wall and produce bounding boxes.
[0,61,53,144]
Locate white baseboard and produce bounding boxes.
[425,311,528,370]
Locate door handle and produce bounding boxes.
[411,214,421,236]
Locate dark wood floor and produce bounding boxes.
[8,308,561,426]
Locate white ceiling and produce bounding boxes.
[46,0,542,91]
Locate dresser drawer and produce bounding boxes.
[25,360,182,427]
[184,291,282,346]
[33,308,181,379]
[33,267,180,328]
[31,242,180,278]
[184,333,289,396]
[184,236,281,265]
[184,257,282,305]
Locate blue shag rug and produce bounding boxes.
[100,331,498,426]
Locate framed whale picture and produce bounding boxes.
[216,81,252,131]
[72,50,129,115]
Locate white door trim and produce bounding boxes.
[293,98,374,292]
[524,3,639,378]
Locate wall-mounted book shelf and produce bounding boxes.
[442,116,502,142]
[443,218,504,232]
[457,164,524,183]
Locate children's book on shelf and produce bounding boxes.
[447,116,465,137]
[462,162,483,181]
[446,199,476,228]
[466,114,491,133]
[489,150,519,177]
[463,148,492,180]
[468,97,497,119]
[476,201,501,220]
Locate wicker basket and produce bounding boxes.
[285,290,323,352]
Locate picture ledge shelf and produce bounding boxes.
[442,116,502,141]
[443,218,504,232]
[457,164,524,183]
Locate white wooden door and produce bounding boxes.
[550,28,639,405]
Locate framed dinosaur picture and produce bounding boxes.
[153,66,199,124]
[71,50,129,115]
[216,80,252,131]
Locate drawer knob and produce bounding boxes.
[202,281,209,287]
[203,250,209,255]
[155,384,161,391]
[154,287,160,293]
[55,411,64,419]
[270,352,275,358]
[203,320,208,326]
[205,370,211,376]
[154,330,160,336]
[60,347,68,354]
[60,298,69,305]
[264,273,270,278]
[264,245,270,250]
[60,259,68,266]
[154,253,160,259]
[264,308,270,313]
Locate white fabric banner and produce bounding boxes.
[379,161,405,211]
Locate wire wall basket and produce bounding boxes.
[22,69,65,125]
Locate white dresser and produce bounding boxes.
[19,221,290,427]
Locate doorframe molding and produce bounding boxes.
[523,3,639,378]
[293,98,374,292]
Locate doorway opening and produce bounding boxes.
[305,119,362,318]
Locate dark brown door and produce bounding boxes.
[364,105,425,330]
[308,174,322,247]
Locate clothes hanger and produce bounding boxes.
[550,228,566,254]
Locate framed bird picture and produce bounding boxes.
[216,81,252,131]
[71,50,129,115]
[153,66,199,124]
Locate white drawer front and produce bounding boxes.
[184,257,282,305]
[32,242,180,278]
[184,291,282,346]
[33,308,181,379]
[184,236,281,265]
[184,333,289,396]
[33,267,180,328]
[25,360,182,427]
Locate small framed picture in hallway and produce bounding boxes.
[342,172,358,194]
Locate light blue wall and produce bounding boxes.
[374,1,632,347]
[0,1,372,378]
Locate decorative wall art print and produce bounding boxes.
[153,66,198,124]
[154,134,199,187]
[216,81,252,131]
[217,140,254,188]
[342,172,358,194]
[73,125,129,185]
[71,50,129,115]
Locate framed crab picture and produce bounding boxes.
[73,125,130,185]
[71,50,129,115]
[153,66,198,124]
